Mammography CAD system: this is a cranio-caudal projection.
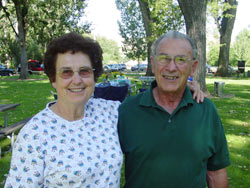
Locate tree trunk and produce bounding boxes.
[178,0,207,92]
[216,0,238,77]
[13,0,28,79]
[138,0,154,76]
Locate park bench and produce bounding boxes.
[0,117,31,157]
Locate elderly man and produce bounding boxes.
[118,31,230,188]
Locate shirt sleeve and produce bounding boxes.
[4,120,45,188]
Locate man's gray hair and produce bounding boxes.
[151,31,197,59]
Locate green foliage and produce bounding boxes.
[115,0,184,62]
[207,0,237,29]
[0,0,91,68]
[232,29,250,63]
[26,41,44,62]
[148,0,184,38]
[116,0,147,62]
[95,36,122,64]
[207,44,238,67]
[0,2,20,67]
[207,43,220,66]
[229,47,237,66]
[27,0,91,47]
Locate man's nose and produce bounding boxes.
[167,58,178,71]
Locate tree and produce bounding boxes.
[0,10,20,68]
[232,29,250,63]
[0,0,30,78]
[27,0,91,48]
[177,0,207,92]
[95,36,122,65]
[137,0,154,75]
[13,0,29,79]
[116,0,147,65]
[116,0,184,75]
[138,0,184,75]
[208,0,238,76]
[0,0,90,79]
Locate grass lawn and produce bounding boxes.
[0,73,250,187]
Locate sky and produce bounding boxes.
[85,0,250,44]
[85,0,122,43]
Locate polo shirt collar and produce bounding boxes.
[139,80,194,109]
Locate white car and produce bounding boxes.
[104,64,119,72]
[117,64,126,71]
[131,64,147,71]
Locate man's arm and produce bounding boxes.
[206,168,229,188]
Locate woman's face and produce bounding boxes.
[52,51,95,106]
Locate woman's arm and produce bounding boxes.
[4,123,44,188]
[187,80,207,103]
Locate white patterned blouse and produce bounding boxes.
[4,98,123,188]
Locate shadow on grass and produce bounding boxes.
[227,141,250,187]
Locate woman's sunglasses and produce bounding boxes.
[57,67,95,79]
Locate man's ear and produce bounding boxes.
[151,56,155,74]
[190,60,198,77]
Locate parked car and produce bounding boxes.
[0,64,15,76]
[131,65,138,71]
[118,63,126,71]
[131,64,147,71]
[104,64,119,72]
[210,65,236,75]
[18,59,44,74]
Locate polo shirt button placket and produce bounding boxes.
[168,119,171,123]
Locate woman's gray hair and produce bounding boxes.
[151,31,197,59]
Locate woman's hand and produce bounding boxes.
[187,80,207,103]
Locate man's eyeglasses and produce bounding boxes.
[156,54,193,66]
[57,67,95,79]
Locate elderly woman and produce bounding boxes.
[5,32,205,188]
[5,33,123,188]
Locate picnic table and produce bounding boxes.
[0,103,20,128]
[0,104,31,157]
[94,79,131,102]
[138,76,155,92]
[138,76,155,85]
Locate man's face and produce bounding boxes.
[151,38,198,95]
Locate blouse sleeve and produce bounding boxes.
[4,120,45,188]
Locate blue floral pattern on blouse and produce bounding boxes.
[4,98,123,188]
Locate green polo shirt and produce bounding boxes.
[118,81,230,188]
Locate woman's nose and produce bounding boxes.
[71,72,82,84]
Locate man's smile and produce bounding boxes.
[162,75,179,80]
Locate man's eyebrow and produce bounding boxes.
[157,53,187,57]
